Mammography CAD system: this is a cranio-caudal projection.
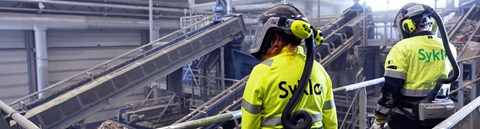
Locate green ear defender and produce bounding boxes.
[402,18,416,34]
[290,20,312,39]
[314,29,323,45]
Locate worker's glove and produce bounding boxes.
[370,112,388,129]
[371,120,385,129]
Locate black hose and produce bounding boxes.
[423,7,460,102]
[281,27,317,129]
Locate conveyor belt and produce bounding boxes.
[4,15,246,129]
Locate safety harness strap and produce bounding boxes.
[261,113,323,127]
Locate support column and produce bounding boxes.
[227,0,232,14]
[34,26,48,97]
[167,68,184,113]
[220,47,225,91]
[149,0,154,42]
[24,30,37,95]
[199,65,208,102]
[458,63,464,108]
[167,69,183,94]
[358,46,381,95]
[359,87,367,129]
[470,61,477,100]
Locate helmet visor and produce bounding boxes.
[250,20,266,54]
[250,17,300,54]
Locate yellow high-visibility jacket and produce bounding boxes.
[241,46,338,129]
[376,31,457,115]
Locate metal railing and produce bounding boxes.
[0,100,39,129]
[162,74,480,129]
[9,14,218,109]
[160,77,386,129]
[159,110,242,129]
[433,95,480,129]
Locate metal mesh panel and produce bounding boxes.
[39,106,62,126]
[191,41,202,50]
[60,98,82,116]
[78,89,98,105]
[125,67,145,82]
[113,75,129,88]
[142,62,157,75]
[178,44,194,58]
[153,54,171,70]
[94,81,115,98]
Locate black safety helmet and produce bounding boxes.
[250,4,309,60]
[394,3,435,39]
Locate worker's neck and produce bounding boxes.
[413,28,430,34]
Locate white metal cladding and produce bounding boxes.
[0,30,29,103]
[46,30,142,84]
[45,29,146,124]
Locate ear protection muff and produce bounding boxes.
[402,18,416,34]
[290,20,324,45]
[290,20,312,39]
[314,28,324,45]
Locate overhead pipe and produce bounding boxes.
[0,7,182,19]
[233,3,277,13]
[0,12,180,30]
[18,0,185,13]
[89,0,189,8]
[0,100,40,129]
[191,0,279,11]
[243,19,257,26]
[33,26,48,97]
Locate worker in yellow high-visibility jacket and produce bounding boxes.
[372,3,457,129]
[241,4,337,129]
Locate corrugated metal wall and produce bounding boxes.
[0,29,170,124]
[47,30,142,84]
[46,29,148,123]
[0,30,29,103]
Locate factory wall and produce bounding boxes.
[0,29,165,124]
[46,29,149,123]
[0,30,29,103]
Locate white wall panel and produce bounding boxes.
[0,30,29,103]
[47,47,137,83]
[46,29,146,124]
[47,30,142,47]
[47,30,142,84]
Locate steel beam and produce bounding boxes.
[17,0,185,13]
[0,12,180,30]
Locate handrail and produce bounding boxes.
[333,77,385,93]
[158,110,242,129]
[0,100,39,129]
[9,14,217,108]
[450,77,480,94]
[339,87,361,129]
[161,77,385,129]
[433,96,480,129]
[458,55,480,62]
[173,76,249,123]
